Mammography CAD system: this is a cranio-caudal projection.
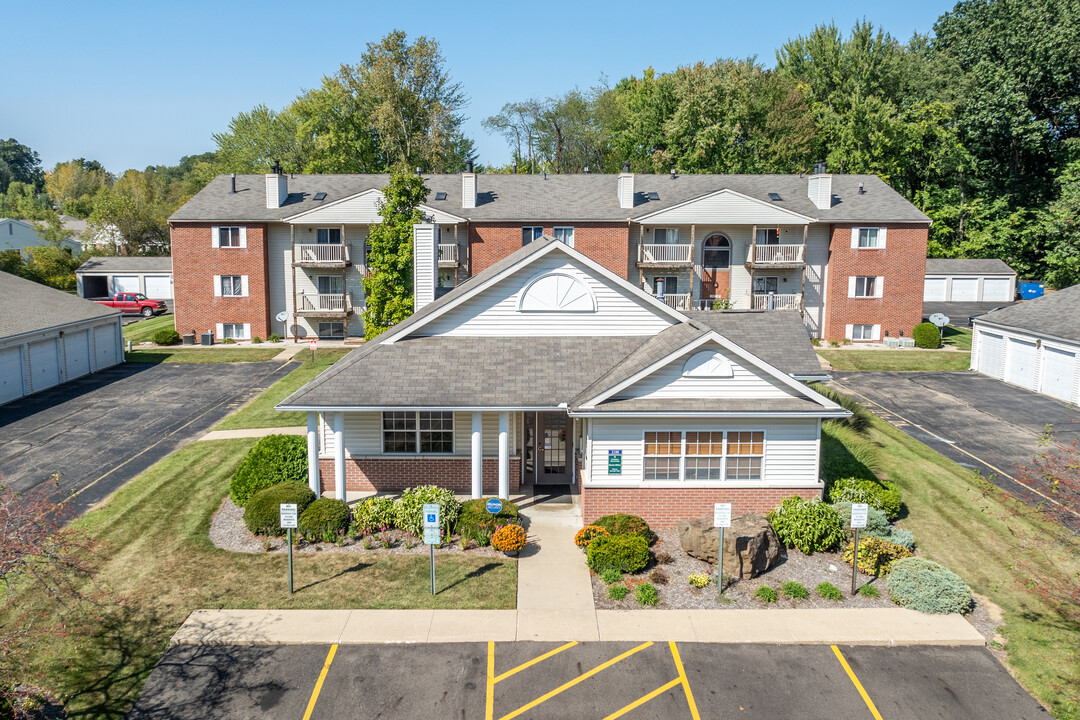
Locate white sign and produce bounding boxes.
[850,503,869,529]
[279,503,298,529]
[423,527,441,545]
[929,313,950,328]
[713,502,732,528]
[309,338,318,351]
[423,503,440,529]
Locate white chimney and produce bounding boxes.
[412,222,439,311]
[265,170,288,209]
[617,162,634,209]
[462,160,476,209]
[807,159,831,210]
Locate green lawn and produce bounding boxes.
[942,325,973,350]
[125,348,284,363]
[15,439,515,717]
[817,349,970,371]
[213,348,354,429]
[121,314,175,344]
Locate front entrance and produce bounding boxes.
[701,234,731,305]
[524,412,573,485]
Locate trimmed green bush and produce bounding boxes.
[888,558,973,614]
[591,513,653,542]
[843,537,913,577]
[767,496,846,554]
[152,328,181,345]
[635,582,659,606]
[600,568,623,585]
[608,585,630,601]
[827,477,903,521]
[353,495,398,534]
[816,582,843,600]
[229,435,308,507]
[251,336,263,344]
[913,322,942,348]
[269,333,282,342]
[456,497,520,540]
[833,501,916,549]
[395,485,461,536]
[299,498,351,543]
[755,585,778,603]
[781,581,810,599]
[243,482,316,535]
[586,534,650,574]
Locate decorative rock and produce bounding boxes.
[677,512,783,579]
[829,564,838,572]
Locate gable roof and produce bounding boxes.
[0,271,119,340]
[281,187,465,225]
[925,258,1015,275]
[632,188,816,224]
[76,256,173,274]
[974,284,1080,343]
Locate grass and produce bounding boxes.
[213,348,354,429]
[942,325,973,351]
[125,348,283,363]
[817,349,970,371]
[12,438,515,717]
[830,418,1080,718]
[121,314,175,344]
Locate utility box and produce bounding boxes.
[200,332,214,346]
[1020,282,1045,300]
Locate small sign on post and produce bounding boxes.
[280,503,298,594]
[850,503,868,594]
[486,498,503,515]
[309,337,317,364]
[713,503,732,595]
[423,503,441,595]
[607,450,623,475]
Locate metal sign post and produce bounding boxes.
[309,337,317,364]
[280,503,298,594]
[423,503,441,595]
[713,503,732,595]
[850,503,868,595]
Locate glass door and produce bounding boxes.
[536,412,572,484]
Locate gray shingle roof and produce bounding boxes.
[925,258,1015,275]
[76,256,173,274]
[0,271,119,340]
[171,173,929,224]
[685,310,824,377]
[974,284,1080,343]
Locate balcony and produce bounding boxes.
[438,243,459,267]
[747,244,804,267]
[296,292,353,317]
[751,293,801,311]
[655,293,691,311]
[293,243,351,267]
[638,243,693,266]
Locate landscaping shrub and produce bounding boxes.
[842,537,913,577]
[821,424,882,483]
[268,333,282,342]
[608,585,630,601]
[767,496,846,554]
[251,336,263,344]
[754,585,778,603]
[635,582,659,606]
[913,322,942,349]
[781,581,810,599]
[492,524,527,553]
[687,573,711,588]
[809,383,872,434]
[816,582,843,600]
[456,498,520,540]
[600,568,623,585]
[221,337,236,344]
[574,525,610,551]
[858,584,880,598]
[586,534,650,574]
[229,434,308,507]
[395,485,461,536]
[649,568,669,585]
[243,482,316,535]
[888,558,973,614]
[152,328,181,345]
[827,477,903,520]
[299,498,351,543]
[653,550,673,564]
[353,495,398,534]
[831,502,914,549]
[591,514,653,542]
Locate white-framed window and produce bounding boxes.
[753,276,779,294]
[382,411,454,454]
[317,321,344,338]
[850,276,883,298]
[652,276,678,295]
[316,275,343,295]
[756,228,780,245]
[685,431,725,480]
[213,275,248,297]
[726,431,764,480]
[642,430,765,482]
[851,227,886,249]
[643,431,681,481]
[553,226,575,247]
[522,226,543,246]
[847,324,880,341]
[653,228,679,244]
[217,323,249,340]
[213,226,246,248]
[316,228,342,244]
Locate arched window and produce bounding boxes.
[518,271,597,312]
[683,350,734,378]
[703,235,730,270]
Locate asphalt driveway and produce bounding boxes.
[0,359,295,513]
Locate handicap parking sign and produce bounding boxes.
[423,503,440,528]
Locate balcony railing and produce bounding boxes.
[656,293,691,311]
[294,243,350,265]
[438,243,459,266]
[297,292,352,315]
[749,244,804,265]
[751,293,801,311]
[638,243,694,265]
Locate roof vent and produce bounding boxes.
[313,192,327,201]
[230,173,237,194]
[646,192,660,201]
[768,192,782,201]
[858,182,865,194]
[670,169,677,180]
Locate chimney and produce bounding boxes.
[462,161,476,209]
[265,163,287,209]
[412,222,439,311]
[807,159,832,210]
[617,162,634,209]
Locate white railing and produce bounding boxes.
[639,243,694,264]
[657,293,691,310]
[750,244,804,264]
[751,293,801,310]
[298,292,351,313]
[438,243,459,265]
[294,243,350,264]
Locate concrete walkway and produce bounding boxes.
[197,426,306,441]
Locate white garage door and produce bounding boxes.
[112,275,140,294]
[28,338,61,392]
[977,332,1005,379]
[924,277,946,301]
[65,330,92,380]
[0,346,25,404]
[982,277,1013,302]
[94,322,120,369]
[950,277,979,301]
[1041,346,1077,402]
[1005,338,1038,390]
[144,275,173,299]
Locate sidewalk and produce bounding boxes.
[197,426,306,441]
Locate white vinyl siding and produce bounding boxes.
[321,411,517,459]
[613,344,799,401]
[637,190,813,225]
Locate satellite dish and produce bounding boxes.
[275,311,289,322]
[929,313,950,327]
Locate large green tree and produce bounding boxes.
[0,139,43,193]
[212,105,308,174]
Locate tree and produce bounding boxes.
[0,182,52,221]
[361,170,427,339]
[0,139,43,193]
[88,169,171,255]
[212,105,308,174]
[1041,159,1080,289]
[45,159,111,219]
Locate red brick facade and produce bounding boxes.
[581,485,823,528]
[318,457,522,495]
[469,223,630,279]
[822,224,929,342]
[171,222,272,339]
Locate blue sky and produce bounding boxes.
[2,0,955,173]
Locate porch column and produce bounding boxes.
[471,412,483,499]
[307,412,320,494]
[498,412,509,500]
[333,412,346,501]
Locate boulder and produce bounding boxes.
[677,512,782,579]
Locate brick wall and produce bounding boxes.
[318,457,522,495]
[580,485,823,528]
[822,224,928,342]
[469,223,631,279]
[171,222,272,338]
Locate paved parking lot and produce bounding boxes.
[127,642,1046,719]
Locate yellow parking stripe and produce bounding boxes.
[493,642,578,683]
[498,642,654,720]
[831,645,884,720]
[486,642,495,720]
[669,641,701,720]
[302,644,338,720]
[602,678,682,720]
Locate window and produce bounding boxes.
[853,276,879,298]
[703,235,730,270]
[850,324,877,341]
[522,226,543,246]
[316,228,341,244]
[218,227,242,247]
[857,228,880,248]
[685,431,724,480]
[641,430,766,482]
[652,276,678,295]
[553,226,575,247]
[653,228,679,244]
[726,431,764,480]
[756,228,780,245]
[220,275,243,297]
[382,411,454,454]
[753,276,779,294]
[644,432,681,481]
[318,322,344,338]
[316,275,343,295]
[221,323,246,340]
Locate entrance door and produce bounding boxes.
[536,412,572,484]
[701,234,730,304]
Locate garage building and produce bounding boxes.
[1,271,124,405]
[972,284,1080,404]
[76,257,173,299]
[924,259,1016,302]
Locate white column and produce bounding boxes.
[498,412,509,500]
[334,412,346,501]
[471,412,483,499]
[307,412,320,494]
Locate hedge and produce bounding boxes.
[888,557,973,614]
[913,322,942,349]
[229,435,308,507]
[395,485,461,536]
[299,498,351,543]
[586,534,650,574]
[353,495,397,534]
[152,329,181,345]
[827,477,903,520]
[243,482,316,536]
[768,496,846,554]
[456,497,520,540]
[591,514,653,542]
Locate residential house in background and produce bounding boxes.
[76,256,174,299]
[0,218,82,255]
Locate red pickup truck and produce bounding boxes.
[92,293,168,317]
